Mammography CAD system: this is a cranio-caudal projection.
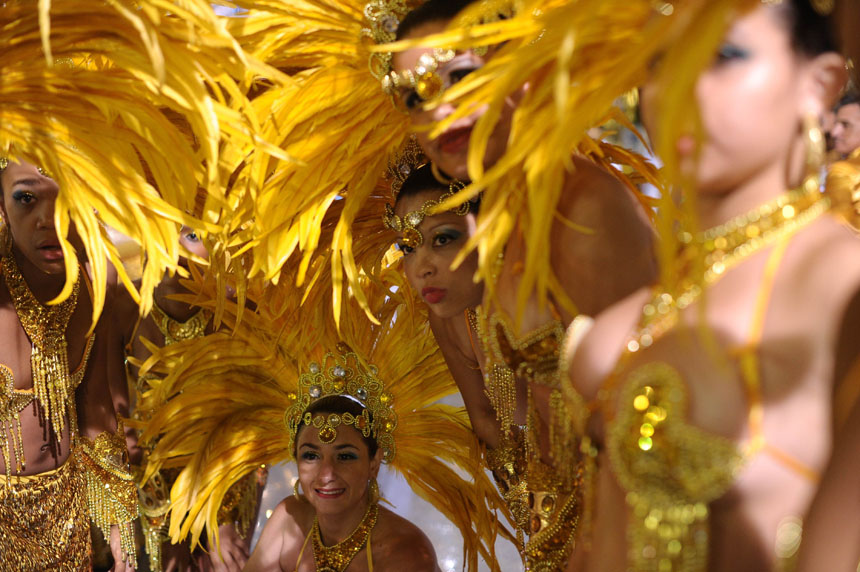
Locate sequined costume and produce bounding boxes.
[0,252,138,568]
[474,306,586,571]
[0,457,91,571]
[592,187,832,572]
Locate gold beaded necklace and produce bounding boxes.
[312,502,378,572]
[625,186,829,356]
[2,252,80,440]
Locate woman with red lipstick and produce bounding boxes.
[559,1,860,570]
[0,158,138,570]
[248,394,440,572]
[386,159,532,550]
[383,2,657,567]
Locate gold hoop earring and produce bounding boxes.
[802,113,826,193]
[293,480,307,502]
[368,478,380,505]
[431,162,453,185]
[0,223,10,257]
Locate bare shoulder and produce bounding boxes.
[371,507,439,572]
[246,496,314,572]
[789,216,860,301]
[568,286,653,400]
[280,495,315,537]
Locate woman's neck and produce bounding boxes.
[154,272,200,322]
[696,157,807,230]
[316,497,372,546]
[9,246,66,303]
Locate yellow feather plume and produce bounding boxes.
[139,260,509,569]
[1,0,281,324]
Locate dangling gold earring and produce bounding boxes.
[802,113,826,193]
[368,478,380,505]
[293,480,307,502]
[0,222,11,257]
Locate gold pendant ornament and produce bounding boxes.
[2,252,80,441]
[312,502,378,572]
[150,302,212,346]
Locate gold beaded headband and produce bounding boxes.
[284,343,398,461]
[383,178,470,248]
[0,157,51,178]
[362,0,512,106]
[382,138,472,247]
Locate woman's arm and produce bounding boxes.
[428,312,500,448]
[795,397,860,571]
[244,500,290,572]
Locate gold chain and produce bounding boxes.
[625,187,830,355]
[312,502,378,572]
[2,253,80,440]
[150,301,211,346]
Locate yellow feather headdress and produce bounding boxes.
[137,259,510,570]
[0,0,281,323]
[377,0,766,305]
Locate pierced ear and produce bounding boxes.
[801,52,849,116]
[370,447,384,477]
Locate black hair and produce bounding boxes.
[394,163,480,214]
[837,91,860,109]
[776,0,838,56]
[296,395,379,457]
[396,0,475,41]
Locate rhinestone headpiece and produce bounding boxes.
[0,157,7,171]
[285,343,398,461]
[385,136,427,196]
[361,0,510,107]
[383,179,470,248]
[381,138,472,247]
[362,0,422,86]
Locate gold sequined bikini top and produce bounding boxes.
[0,333,95,475]
[598,194,829,571]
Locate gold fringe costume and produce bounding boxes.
[137,262,506,570]
[0,252,139,567]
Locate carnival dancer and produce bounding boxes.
[111,226,263,572]
[0,158,138,570]
[0,2,280,569]
[136,256,504,571]
[379,1,657,567]
[561,1,860,570]
[209,1,659,567]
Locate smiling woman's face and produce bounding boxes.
[295,422,382,519]
[0,160,66,274]
[392,20,520,181]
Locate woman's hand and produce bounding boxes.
[197,523,250,572]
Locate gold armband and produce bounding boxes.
[76,421,139,567]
